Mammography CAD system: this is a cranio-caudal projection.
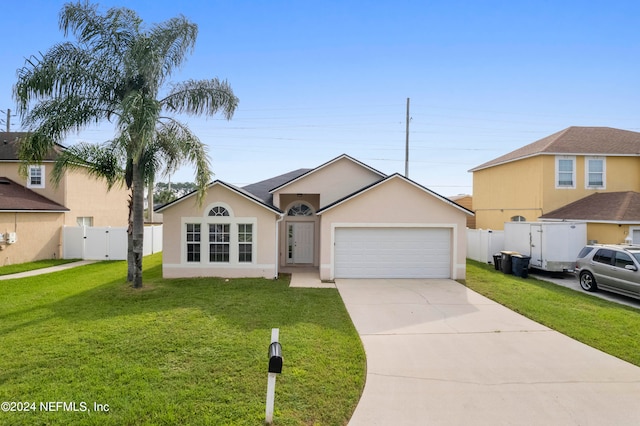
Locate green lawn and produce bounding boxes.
[465,259,640,367]
[0,259,80,276]
[0,254,365,425]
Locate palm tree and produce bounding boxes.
[13,1,239,287]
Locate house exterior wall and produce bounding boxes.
[0,212,65,265]
[271,157,383,208]
[0,161,129,226]
[62,169,129,226]
[318,177,468,280]
[161,184,279,278]
[474,155,640,230]
[473,156,544,230]
[585,223,640,245]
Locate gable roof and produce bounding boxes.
[155,179,283,214]
[242,168,311,204]
[470,126,640,172]
[317,173,475,216]
[0,177,69,212]
[0,132,65,161]
[268,154,386,194]
[540,191,640,223]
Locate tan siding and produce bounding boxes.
[473,156,544,229]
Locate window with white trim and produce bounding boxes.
[586,157,605,188]
[287,203,313,216]
[556,156,575,188]
[186,223,201,262]
[238,224,253,263]
[511,215,526,222]
[209,206,230,216]
[209,224,230,262]
[76,217,93,227]
[27,165,45,188]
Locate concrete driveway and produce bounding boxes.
[336,278,640,425]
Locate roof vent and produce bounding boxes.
[0,178,10,185]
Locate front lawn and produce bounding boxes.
[0,253,365,425]
[465,259,640,367]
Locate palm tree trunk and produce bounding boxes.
[132,162,145,288]
[127,193,134,282]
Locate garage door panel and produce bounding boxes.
[334,228,451,279]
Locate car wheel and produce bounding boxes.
[579,271,598,292]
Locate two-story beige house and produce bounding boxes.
[470,126,640,244]
[0,132,129,264]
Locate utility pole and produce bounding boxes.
[0,109,14,132]
[405,98,410,177]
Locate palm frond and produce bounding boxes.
[162,78,239,119]
[50,141,125,190]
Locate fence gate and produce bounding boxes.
[63,225,162,260]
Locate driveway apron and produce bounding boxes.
[336,278,640,425]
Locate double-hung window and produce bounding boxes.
[586,157,605,188]
[556,156,575,188]
[27,165,45,188]
[186,224,201,262]
[209,224,230,262]
[238,224,253,263]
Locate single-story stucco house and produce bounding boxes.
[156,154,473,281]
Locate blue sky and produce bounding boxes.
[2,0,639,195]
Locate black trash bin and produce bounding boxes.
[511,255,531,278]
[500,251,519,274]
[492,253,502,271]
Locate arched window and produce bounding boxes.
[209,206,230,217]
[287,203,313,216]
[511,215,526,222]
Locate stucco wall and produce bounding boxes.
[318,177,469,280]
[161,184,279,278]
[0,212,65,265]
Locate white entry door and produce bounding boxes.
[288,222,314,264]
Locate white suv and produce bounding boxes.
[575,245,640,300]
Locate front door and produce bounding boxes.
[287,222,314,264]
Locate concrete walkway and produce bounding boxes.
[287,268,335,288]
[0,260,97,280]
[336,278,640,425]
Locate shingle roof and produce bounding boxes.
[470,127,640,172]
[242,168,312,204]
[0,132,64,161]
[540,191,640,222]
[0,177,68,211]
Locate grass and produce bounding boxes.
[465,259,640,367]
[0,259,80,276]
[0,253,365,425]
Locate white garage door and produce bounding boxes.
[334,227,451,278]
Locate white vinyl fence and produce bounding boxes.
[63,225,162,260]
[466,228,504,264]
